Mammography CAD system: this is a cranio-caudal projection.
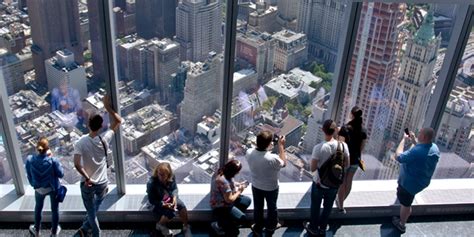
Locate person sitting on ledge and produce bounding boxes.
[147,162,192,237]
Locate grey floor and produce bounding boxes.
[1,219,473,237]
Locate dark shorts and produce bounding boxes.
[397,185,415,207]
[152,198,186,220]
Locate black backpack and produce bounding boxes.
[318,142,345,188]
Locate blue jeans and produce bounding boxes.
[213,195,251,236]
[309,182,338,232]
[80,182,108,237]
[34,190,59,233]
[252,186,279,230]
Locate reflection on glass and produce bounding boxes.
[229,0,346,182]
[435,26,474,179]
[0,117,12,184]
[111,0,225,184]
[339,2,461,180]
[2,1,114,184]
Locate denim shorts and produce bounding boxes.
[397,185,415,207]
[346,164,359,173]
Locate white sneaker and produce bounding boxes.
[29,224,39,237]
[51,225,61,237]
[156,223,181,236]
[211,221,225,236]
[183,225,192,237]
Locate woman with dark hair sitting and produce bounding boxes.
[336,106,368,213]
[26,137,64,237]
[146,162,191,237]
[210,159,251,236]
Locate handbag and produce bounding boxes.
[50,157,67,202]
[56,185,67,203]
[358,158,366,172]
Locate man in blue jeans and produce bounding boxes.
[246,131,287,236]
[73,95,121,237]
[304,120,349,236]
[391,128,439,234]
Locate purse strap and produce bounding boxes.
[98,135,108,158]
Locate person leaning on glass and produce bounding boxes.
[146,162,192,237]
[210,160,251,236]
[73,95,122,237]
[26,137,64,237]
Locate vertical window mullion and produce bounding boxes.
[218,0,239,168]
[0,73,26,195]
[100,0,127,194]
[327,2,363,121]
[423,6,474,131]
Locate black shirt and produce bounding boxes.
[345,121,368,165]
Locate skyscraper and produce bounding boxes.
[236,30,275,82]
[278,0,298,22]
[87,0,106,84]
[297,0,348,71]
[277,0,299,30]
[180,53,223,135]
[389,11,441,140]
[27,0,83,86]
[136,0,177,40]
[45,49,87,99]
[248,2,280,34]
[0,49,25,96]
[341,2,405,156]
[272,29,308,72]
[176,0,222,62]
[145,38,180,103]
[437,86,474,160]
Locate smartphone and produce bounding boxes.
[404,128,410,136]
[272,134,279,144]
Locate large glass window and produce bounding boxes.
[2,1,115,184]
[110,0,226,184]
[435,18,474,179]
[0,116,12,184]
[229,0,347,182]
[338,2,459,180]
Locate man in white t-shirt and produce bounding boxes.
[74,95,122,237]
[246,131,287,235]
[304,119,349,236]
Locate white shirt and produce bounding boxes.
[311,139,350,187]
[74,130,114,184]
[246,148,285,191]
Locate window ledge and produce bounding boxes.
[0,179,472,222]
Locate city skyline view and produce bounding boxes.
[0,0,473,186]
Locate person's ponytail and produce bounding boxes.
[350,106,363,130]
[36,137,49,155]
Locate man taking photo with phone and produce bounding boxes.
[246,130,287,236]
[392,128,440,234]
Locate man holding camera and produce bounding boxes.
[391,128,440,234]
[246,131,287,235]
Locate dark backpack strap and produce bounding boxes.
[98,135,108,158]
[337,142,345,168]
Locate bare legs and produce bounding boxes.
[179,208,189,227]
[157,207,189,227]
[337,170,356,209]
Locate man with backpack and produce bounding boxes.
[304,120,349,236]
